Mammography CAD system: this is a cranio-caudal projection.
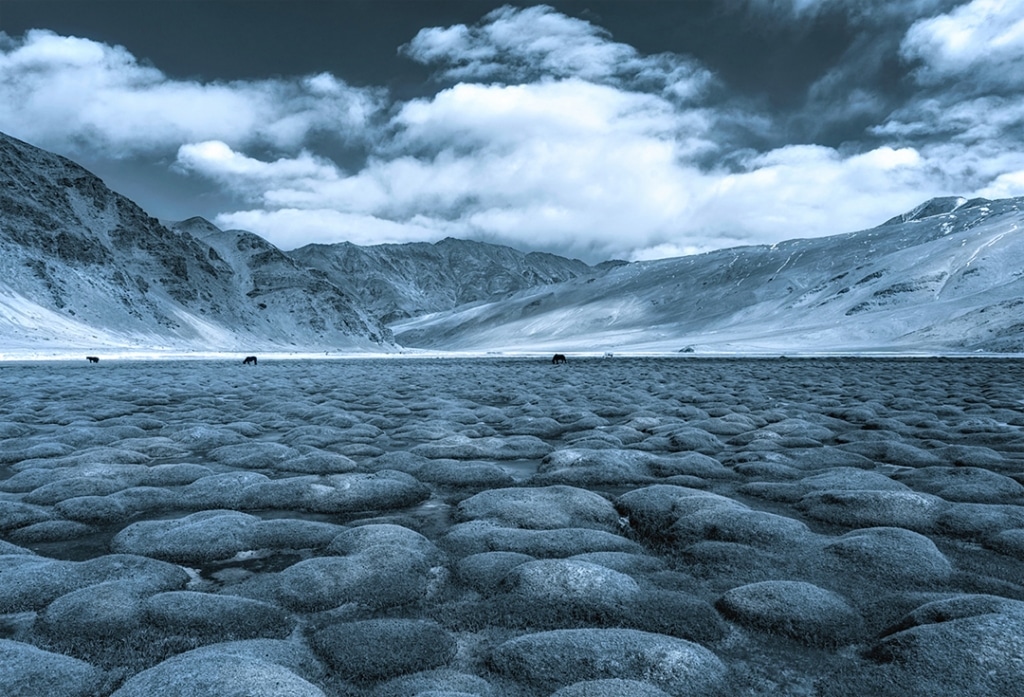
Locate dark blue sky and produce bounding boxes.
[0,1,1018,262]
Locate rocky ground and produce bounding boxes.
[1,357,1024,697]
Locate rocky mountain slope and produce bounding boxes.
[0,132,384,353]
[288,238,598,324]
[169,217,391,346]
[393,196,1024,354]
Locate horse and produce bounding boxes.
[552,353,567,364]
[85,356,99,363]
[243,356,258,365]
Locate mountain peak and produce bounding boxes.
[883,196,974,225]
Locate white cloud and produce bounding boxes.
[183,131,965,263]
[404,5,634,82]
[391,79,711,161]
[214,208,442,249]
[402,5,715,103]
[178,77,712,260]
[629,243,708,262]
[0,29,384,157]
[683,145,943,243]
[977,170,1024,198]
[176,141,341,189]
[166,0,1016,264]
[7,5,1024,265]
[862,1,1024,208]
[902,0,1024,88]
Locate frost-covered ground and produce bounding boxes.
[2,357,1024,697]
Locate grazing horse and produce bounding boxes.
[243,356,258,365]
[552,353,567,364]
[85,356,99,363]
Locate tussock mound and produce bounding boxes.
[821,527,953,586]
[310,619,456,681]
[489,628,726,696]
[112,511,344,563]
[0,639,105,697]
[110,648,325,697]
[4,357,1024,697]
[716,580,865,646]
[144,591,295,640]
[456,485,620,530]
[442,520,641,558]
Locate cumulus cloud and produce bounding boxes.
[5,3,1024,263]
[174,4,1024,261]
[214,209,441,249]
[902,0,1024,88]
[870,0,1024,201]
[179,135,961,263]
[176,141,341,193]
[686,146,938,240]
[401,4,716,104]
[0,29,384,156]
[977,169,1024,198]
[174,70,722,260]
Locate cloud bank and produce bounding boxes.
[3,3,1024,262]
[0,29,384,156]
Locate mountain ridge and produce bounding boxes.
[0,132,392,352]
[2,130,1023,356]
[393,196,1024,354]
[288,236,599,324]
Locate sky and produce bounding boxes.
[1,0,1023,264]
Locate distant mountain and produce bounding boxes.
[0,132,391,353]
[288,238,598,324]
[393,196,1024,354]
[170,217,391,346]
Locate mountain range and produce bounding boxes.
[394,195,1024,354]
[1,130,1022,356]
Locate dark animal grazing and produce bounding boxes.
[85,356,99,363]
[552,354,567,364]
[243,356,258,365]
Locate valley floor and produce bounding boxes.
[2,357,1024,696]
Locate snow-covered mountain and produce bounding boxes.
[0,132,394,354]
[393,196,1024,354]
[289,238,599,324]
